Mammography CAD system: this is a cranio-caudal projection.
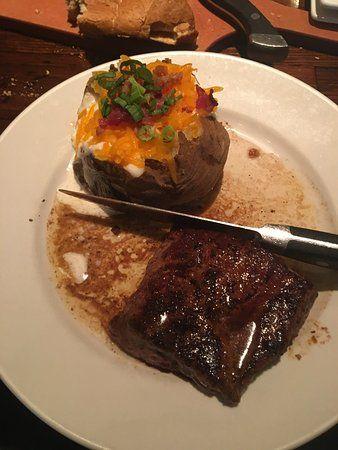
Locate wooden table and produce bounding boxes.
[0,28,337,449]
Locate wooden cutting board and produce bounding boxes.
[0,0,337,49]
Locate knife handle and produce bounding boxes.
[285,226,338,270]
[205,0,289,64]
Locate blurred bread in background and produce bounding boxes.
[66,0,198,45]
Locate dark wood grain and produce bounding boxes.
[0,28,337,449]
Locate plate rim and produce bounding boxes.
[0,50,337,450]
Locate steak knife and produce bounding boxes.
[59,189,338,270]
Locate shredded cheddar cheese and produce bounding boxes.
[74,60,217,170]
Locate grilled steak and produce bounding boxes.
[109,228,317,404]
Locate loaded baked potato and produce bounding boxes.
[73,57,230,212]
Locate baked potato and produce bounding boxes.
[73,57,230,212]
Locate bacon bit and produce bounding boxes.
[99,106,131,128]
[139,104,156,125]
[196,85,218,113]
[153,90,163,99]
[121,80,131,94]
[248,148,260,158]
[140,114,155,126]
[156,97,165,108]
[156,72,183,92]
[171,72,183,84]
[295,354,302,360]
[153,65,168,77]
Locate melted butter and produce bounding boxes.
[63,252,88,284]
[205,130,333,232]
[47,202,167,343]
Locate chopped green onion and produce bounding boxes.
[149,109,161,116]
[107,76,126,97]
[120,59,144,75]
[144,93,151,104]
[96,71,116,80]
[135,66,153,84]
[164,89,176,106]
[126,104,143,122]
[148,98,157,111]
[98,79,116,90]
[137,125,155,142]
[161,125,176,143]
[164,97,175,106]
[164,89,183,107]
[129,76,146,104]
[149,104,169,116]
[100,98,111,118]
[129,76,146,94]
[129,93,143,104]
[145,83,162,92]
[116,76,126,85]
[95,71,117,89]
[114,97,128,108]
[119,92,130,102]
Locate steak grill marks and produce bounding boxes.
[110,228,317,404]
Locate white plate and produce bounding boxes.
[0,51,337,450]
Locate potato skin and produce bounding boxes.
[73,116,230,212]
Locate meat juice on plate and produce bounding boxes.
[47,129,334,354]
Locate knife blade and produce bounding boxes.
[59,189,338,270]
